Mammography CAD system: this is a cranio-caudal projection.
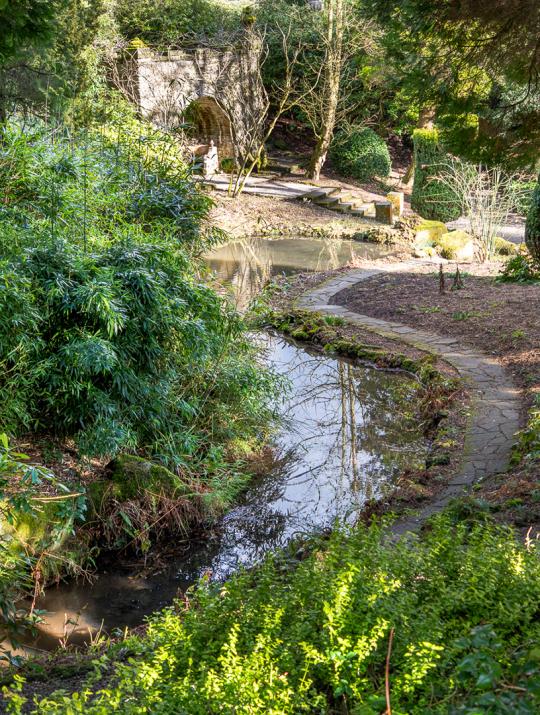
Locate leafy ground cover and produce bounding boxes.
[4,514,540,713]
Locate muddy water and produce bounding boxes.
[205,236,390,306]
[25,238,423,651]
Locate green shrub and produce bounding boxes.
[0,121,279,468]
[0,239,275,462]
[411,128,461,222]
[513,178,537,216]
[0,119,218,254]
[497,253,540,284]
[329,127,391,182]
[525,174,540,266]
[15,516,540,713]
[114,0,241,45]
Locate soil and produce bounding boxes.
[209,190,375,238]
[268,268,455,376]
[209,128,413,240]
[332,268,540,409]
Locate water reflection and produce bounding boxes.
[28,333,425,649]
[203,333,425,577]
[205,236,390,307]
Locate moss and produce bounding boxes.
[111,455,191,498]
[360,226,398,244]
[435,230,475,260]
[426,452,451,468]
[89,455,193,515]
[494,236,519,256]
[291,329,310,341]
[415,220,447,245]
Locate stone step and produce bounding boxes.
[303,187,329,200]
[316,195,341,207]
[302,187,370,217]
[335,201,357,213]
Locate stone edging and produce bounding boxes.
[296,267,521,535]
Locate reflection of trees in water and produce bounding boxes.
[192,321,426,580]
[271,344,425,516]
[206,237,360,308]
[206,238,274,309]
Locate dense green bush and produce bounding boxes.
[411,128,461,222]
[497,253,540,284]
[329,126,391,182]
[0,117,218,253]
[13,515,540,713]
[525,174,540,266]
[0,121,278,468]
[1,240,233,457]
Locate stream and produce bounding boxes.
[23,237,427,652]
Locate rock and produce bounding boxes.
[387,191,404,217]
[375,200,394,225]
[435,230,475,261]
[413,245,437,258]
[494,236,519,256]
[415,220,447,244]
[89,455,193,512]
[361,226,398,244]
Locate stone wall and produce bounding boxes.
[117,35,266,164]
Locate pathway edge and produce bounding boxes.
[295,266,521,534]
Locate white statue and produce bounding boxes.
[202,139,219,177]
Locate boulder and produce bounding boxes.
[360,226,398,244]
[89,455,193,512]
[494,236,519,256]
[435,230,475,261]
[415,220,447,244]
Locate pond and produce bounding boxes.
[22,237,424,652]
[205,236,391,306]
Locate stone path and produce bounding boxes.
[296,266,522,535]
[204,173,527,246]
[202,174,313,199]
[202,174,396,206]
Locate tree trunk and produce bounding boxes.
[307,103,338,181]
[305,0,344,181]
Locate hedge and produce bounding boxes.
[329,126,391,182]
[525,173,540,266]
[411,128,461,222]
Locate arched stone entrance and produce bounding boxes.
[183,96,234,160]
[116,35,265,165]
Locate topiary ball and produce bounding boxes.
[329,127,391,182]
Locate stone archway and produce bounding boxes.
[183,96,234,160]
[116,35,266,165]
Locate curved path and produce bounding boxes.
[296,266,521,535]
